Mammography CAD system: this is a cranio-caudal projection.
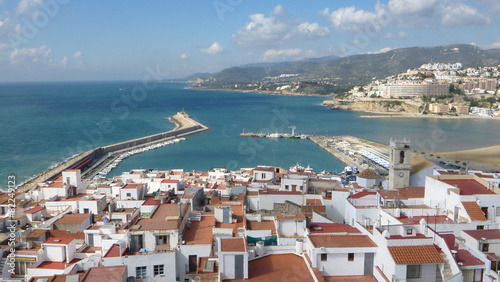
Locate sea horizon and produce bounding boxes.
[2,81,500,188]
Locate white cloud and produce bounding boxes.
[273,5,285,16]
[200,42,224,55]
[321,5,384,31]
[233,5,329,47]
[179,53,190,60]
[387,0,437,15]
[260,48,318,62]
[16,0,45,15]
[479,0,500,12]
[73,51,83,58]
[441,4,491,27]
[0,43,10,50]
[367,47,394,54]
[9,45,51,64]
[384,31,408,39]
[484,39,500,49]
[322,0,490,32]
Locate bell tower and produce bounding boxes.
[388,138,411,190]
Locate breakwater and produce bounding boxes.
[16,112,208,192]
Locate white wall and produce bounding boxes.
[316,252,367,276]
[103,251,176,281]
[219,252,248,280]
[45,245,65,262]
[177,244,212,281]
[325,190,350,223]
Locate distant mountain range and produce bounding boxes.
[184,44,500,94]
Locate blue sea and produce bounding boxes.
[1,81,500,187]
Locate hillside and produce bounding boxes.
[189,44,500,95]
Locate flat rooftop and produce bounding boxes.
[440,179,494,195]
[309,235,377,248]
[224,254,314,282]
[183,215,215,245]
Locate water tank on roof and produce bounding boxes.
[256,241,265,256]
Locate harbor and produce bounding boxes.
[16,112,209,192]
[240,129,391,175]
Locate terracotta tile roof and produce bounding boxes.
[309,223,361,234]
[259,190,302,195]
[25,206,46,214]
[324,276,377,282]
[27,229,47,239]
[462,201,487,221]
[122,184,142,189]
[161,179,179,183]
[47,230,85,240]
[224,254,314,282]
[357,169,380,179]
[388,245,444,264]
[309,235,377,248]
[103,244,128,258]
[35,259,80,270]
[54,213,91,225]
[247,220,277,235]
[349,190,376,199]
[441,179,494,195]
[463,229,500,240]
[221,238,246,252]
[43,237,74,245]
[254,166,274,172]
[134,203,188,231]
[455,249,485,267]
[183,215,215,245]
[83,265,127,281]
[378,187,425,200]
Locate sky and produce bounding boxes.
[1,0,500,82]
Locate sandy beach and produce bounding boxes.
[433,145,500,172]
[359,114,500,120]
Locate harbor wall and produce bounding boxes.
[16,113,208,193]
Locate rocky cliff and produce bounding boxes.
[322,99,421,114]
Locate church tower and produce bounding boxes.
[388,138,411,190]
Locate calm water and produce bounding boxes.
[1,81,499,186]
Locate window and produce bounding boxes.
[348,253,354,261]
[477,225,484,230]
[261,173,266,179]
[284,185,289,190]
[321,253,327,261]
[496,207,500,216]
[482,243,489,252]
[406,265,422,279]
[126,193,131,197]
[406,228,413,235]
[156,235,169,245]
[154,264,164,276]
[136,266,147,279]
[189,255,198,273]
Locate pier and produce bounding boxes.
[16,112,209,192]
[308,135,390,175]
[240,132,391,174]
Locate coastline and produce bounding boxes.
[189,86,332,97]
[192,86,498,121]
[358,113,500,120]
[431,145,500,172]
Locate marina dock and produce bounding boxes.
[240,131,391,174]
[16,112,209,192]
